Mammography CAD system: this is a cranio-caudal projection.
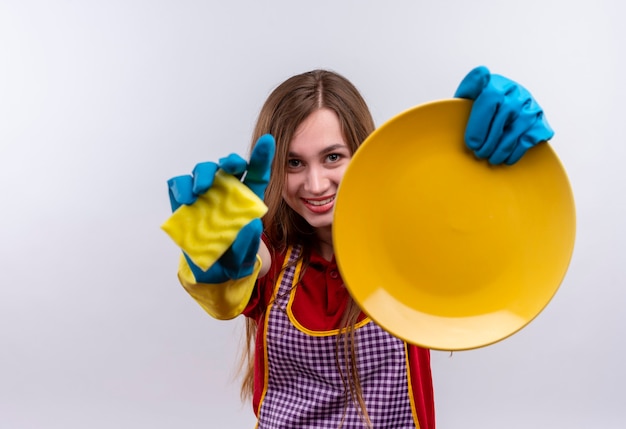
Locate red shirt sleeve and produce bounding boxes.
[408,344,436,429]
[242,235,284,321]
[241,236,285,415]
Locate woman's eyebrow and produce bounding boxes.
[320,144,349,154]
[288,143,349,158]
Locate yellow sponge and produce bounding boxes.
[161,170,268,271]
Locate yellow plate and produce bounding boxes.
[333,99,576,351]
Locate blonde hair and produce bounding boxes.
[241,70,376,426]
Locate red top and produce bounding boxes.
[244,240,435,429]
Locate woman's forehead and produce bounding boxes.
[287,109,347,154]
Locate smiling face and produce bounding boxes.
[252,70,375,252]
[281,108,352,234]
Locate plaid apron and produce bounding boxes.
[257,245,418,428]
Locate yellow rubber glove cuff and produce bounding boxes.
[178,253,261,320]
[161,170,268,271]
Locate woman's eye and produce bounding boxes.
[327,153,340,162]
[287,159,301,168]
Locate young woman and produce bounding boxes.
[167,67,553,428]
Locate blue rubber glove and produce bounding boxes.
[167,134,275,283]
[454,66,554,165]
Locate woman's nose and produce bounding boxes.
[304,166,328,194]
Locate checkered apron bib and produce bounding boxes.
[257,245,417,428]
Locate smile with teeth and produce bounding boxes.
[304,196,335,206]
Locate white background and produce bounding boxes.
[1,0,624,428]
